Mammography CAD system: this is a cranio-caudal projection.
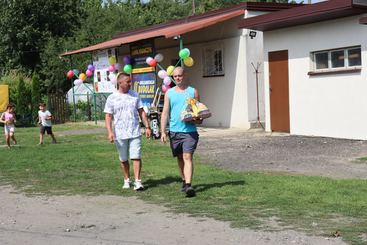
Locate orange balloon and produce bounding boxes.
[79,73,87,81]
[184,57,194,67]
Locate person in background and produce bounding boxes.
[38,103,57,145]
[0,103,17,149]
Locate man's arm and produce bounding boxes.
[105,113,114,143]
[138,108,151,138]
[160,93,170,143]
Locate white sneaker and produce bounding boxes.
[122,179,130,189]
[133,180,144,191]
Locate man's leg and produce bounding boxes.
[182,153,194,184]
[132,159,141,181]
[177,154,185,181]
[120,161,130,180]
[130,137,144,191]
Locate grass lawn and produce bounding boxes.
[1,123,367,244]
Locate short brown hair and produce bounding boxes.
[39,102,46,107]
[6,103,14,109]
[116,72,130,80]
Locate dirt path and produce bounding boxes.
[0,186,344,245]
[1,126,364,244]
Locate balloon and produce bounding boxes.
[163,76,171,86]
[79,73,87,81]
[162,84,169,92]
[148,59,157,67]
[87,64,95,71]
[158,70,167,79]
[108,64,115,72]
[73,69,79,77]
[86,69,93,77]
[114,63,122,71]
[123,56,131,64]
[66,70,74,78]
[108,56,116,65]
[74,79,83,86]
[123,64,132,73]
[166,65,175,76]
[146,57,153,65]
[109,73,117,85]
[179,48,190,59]
[183,57,194,67]
[154,53,164,62]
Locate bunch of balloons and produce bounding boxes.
[67,64,95,86]
[147,48,194,92]
[123,55,133,74]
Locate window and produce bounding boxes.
[202,43,224,76]
[312,46,361,71]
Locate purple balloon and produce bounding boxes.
[87,64,95,71]
[123,56,131,64]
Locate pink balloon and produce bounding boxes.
[108,64,115,72]
[86,69,93,77]
[67,70,74,78]
[149,59,157,67]
[163,76,171,86]
[162,84,169,92]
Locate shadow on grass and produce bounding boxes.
[195,180,246,193]
[144,176,181,190]
[144,176,246,193]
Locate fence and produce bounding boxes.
[48,92,69,124]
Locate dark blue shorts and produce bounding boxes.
[169,132,199,157]
[40,126,53,135]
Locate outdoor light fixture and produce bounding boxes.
[249,31,257,39]
[173,35,181,40]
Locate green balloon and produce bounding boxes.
[123,64,132,73]
[179,48,190,59]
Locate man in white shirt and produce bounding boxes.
[104,72,151,191]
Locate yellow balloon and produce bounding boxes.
[108,56,116,65]
[166,65,175,76]
[79,73,86,81]
[184,57,194,67]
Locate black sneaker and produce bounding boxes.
[185,186,196,198]
[181,181,186,192]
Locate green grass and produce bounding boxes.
[1,123,367,244]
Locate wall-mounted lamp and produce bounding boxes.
[173,35,181,40]
[249,31,257,39]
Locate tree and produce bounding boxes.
[16,76,31,125]
[31,72,41,122]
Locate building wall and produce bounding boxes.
[263,15,367,140]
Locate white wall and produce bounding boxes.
[263,15,367,140]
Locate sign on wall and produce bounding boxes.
[132,72,156,108]
[92,49,117,93]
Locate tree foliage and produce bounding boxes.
[1,0,293,96]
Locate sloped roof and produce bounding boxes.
[61,2,298,56]
[238,0,367,31]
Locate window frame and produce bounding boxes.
[311,46,362,73]
[202,43,225,77]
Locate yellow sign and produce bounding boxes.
[0,85,9,112]
[132,67,155,73]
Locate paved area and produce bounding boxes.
[197,127,367,179]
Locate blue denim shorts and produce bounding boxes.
[115,136,141,161]
[169,132,199,157]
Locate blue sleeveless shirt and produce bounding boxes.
[168,86,197,133]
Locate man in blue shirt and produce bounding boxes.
[160,67,202,197]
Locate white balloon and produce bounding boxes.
[158,70,167,79]
[163,76,171,86]
[146,57,153,65]
[154,53,164,63]
[74,79,83,86]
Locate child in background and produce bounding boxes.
[0,103,17,148]
[38,103,57,145]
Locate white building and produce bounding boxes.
[239,0,367,140]
[62,2,298,129]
